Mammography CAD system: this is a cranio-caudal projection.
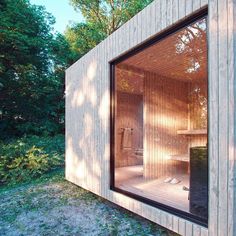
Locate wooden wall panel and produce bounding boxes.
[115,92,143,167]
[172,0,179,23]
[65,0,236,235]
[208,0,236,236]
[218,0,229,234]
[227,1,236,235]
[193,0,201,12]
[143,72,207,179]
[143,72,189,179]
[208,1,219,235]
[186,0,193,16]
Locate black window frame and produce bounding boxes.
[110,7,209,227]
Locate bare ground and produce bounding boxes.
[0,170,178,236]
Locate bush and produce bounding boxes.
[0,135,64,185]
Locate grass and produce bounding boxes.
[0,169,179,236]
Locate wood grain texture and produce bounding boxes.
[115,166,189,211]
[65,0,236,235]
[193,0,201,12]
[179,0,186,20]
[218,0,228,234]
[208,0,219,235]
[201,0,208,7]
[172,0,179,23]
[185,0,193,16]
[179,218,186,236]
[192,224,201,236]
[227,1,236,235]
[143,72,189,179]
[115,92,143,167]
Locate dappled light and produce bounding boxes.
[84,113,93,137]
[87,61,97,81]
[99,90,110,130]
[70,60,98,108]
[72,90,85,107]
[66,57,109,196]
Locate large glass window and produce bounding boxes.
[111,17,208,223]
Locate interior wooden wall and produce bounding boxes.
[115,67,208,177]
[115,91,143,167]
[143,71,189,179]
[115,67,144,167]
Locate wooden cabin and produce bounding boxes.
[65,0,236,235]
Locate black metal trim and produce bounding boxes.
[110,7,209,228]
[110,63,115,189]
[111,186,208,227]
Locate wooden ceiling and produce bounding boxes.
[118,18,207,83]
[115,66,144,95]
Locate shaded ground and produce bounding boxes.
[0,169,178,236]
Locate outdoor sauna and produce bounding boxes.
[65,0,236,235]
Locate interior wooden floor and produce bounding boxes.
[115,165,190,212]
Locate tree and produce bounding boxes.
[65,22,105,59]
[66,0,154,60]
[70,0,153,34]
[0,0,66,138]
[0,0,154,139]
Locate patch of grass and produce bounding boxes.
[0,169,178,236]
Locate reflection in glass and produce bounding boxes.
[113,17,208,221]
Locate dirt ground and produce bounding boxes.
[0,170,178,236]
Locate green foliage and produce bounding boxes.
[65,23,105,59]
[0,0,68,138]
[0,135,64,185]
[66,0,154,61]
[70,0,154,34]
[0,0,55,74]
[0,0,153,139]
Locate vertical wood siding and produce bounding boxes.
[66,0,235,235]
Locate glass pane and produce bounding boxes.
[113,17,208,221]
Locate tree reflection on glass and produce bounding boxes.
[176,18,207,129]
